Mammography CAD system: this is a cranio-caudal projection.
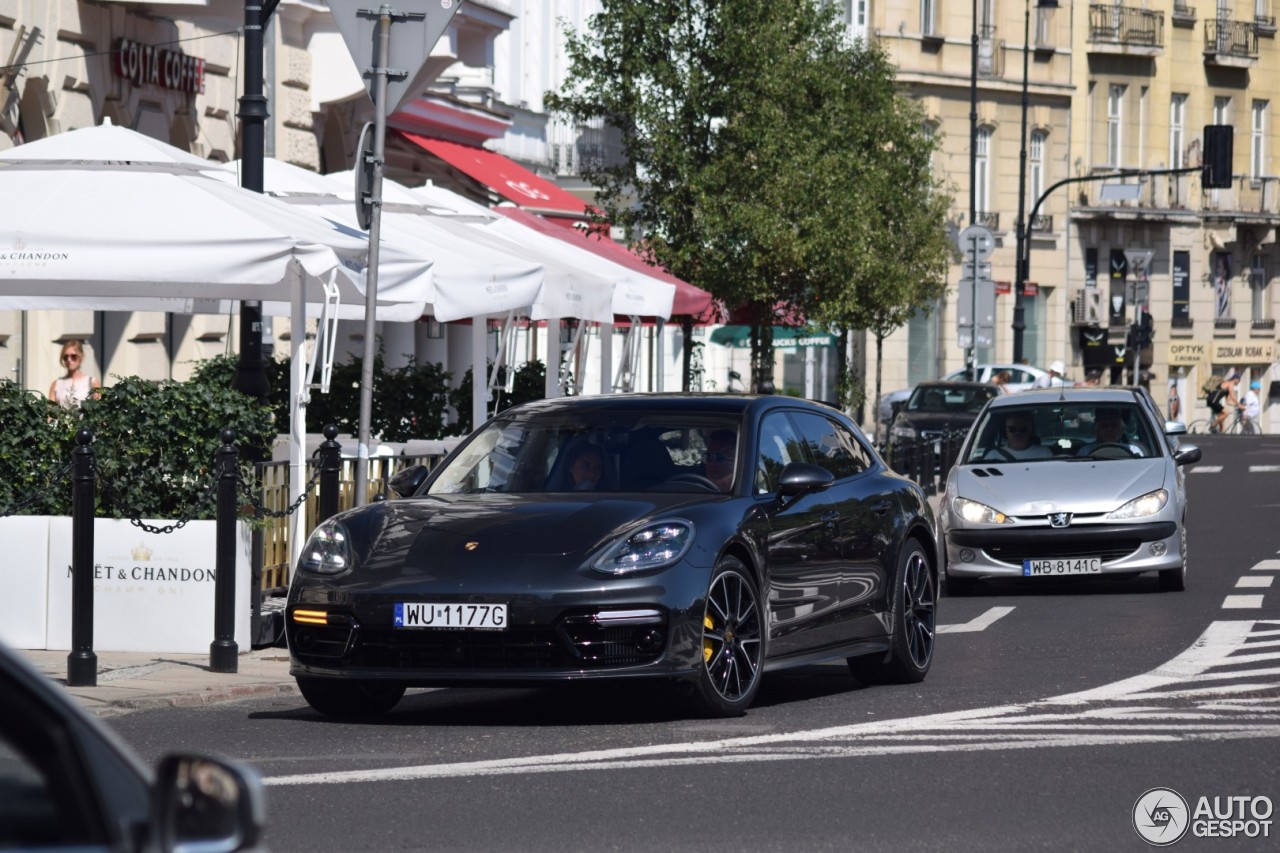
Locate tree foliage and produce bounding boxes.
[548,0,952,401]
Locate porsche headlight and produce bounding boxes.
[952,497,1012,525]
[1108,489,1169,520]
[593,521,694,574]
[891,423,917,440]
[300,520,353,575]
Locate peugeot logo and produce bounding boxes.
[1049,512,1072,528]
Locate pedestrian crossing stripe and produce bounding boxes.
[1253,560,1280,570]
[1236,576,1274,588]
[1249,465,1280,472]
[1191,465,1223,473]
[1223,594,1265,609]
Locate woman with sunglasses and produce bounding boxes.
[48,339,100,408]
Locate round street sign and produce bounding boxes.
[958,224,996,260]
[353,121,376,230]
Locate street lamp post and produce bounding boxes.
[1012,0,1056,365]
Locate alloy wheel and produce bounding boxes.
[702,569,763,702]
[902,549,936,669]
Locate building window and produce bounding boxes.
[980,0,996,27]
[1214,96,1231,126]
[1029,131,1046,209]
[1170,94,1187,169]
[1214,251,1233,321]
[907,304,940,386]
[1251,257,1268,321]
[1252,101,1268,180]
[975,127,992,215]
[921,0,936,35]
[1107,85,1125,168]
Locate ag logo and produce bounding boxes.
[1133,787,1190,846]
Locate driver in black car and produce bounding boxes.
[705,429,737,492]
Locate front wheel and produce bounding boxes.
[296,677,406,718]
[849,540,936,684]
[688,558,764,717]
[1158,521,1188,592]
[1187,419,1210,435]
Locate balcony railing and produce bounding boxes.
[1204,18,1260,59]
[1171,316,1195,329]
[1253,318,1276,330]
[977,211,1000,230]
[1214,318,1238,329]
[1088,5,1165,48]
[1029,214,1054,232]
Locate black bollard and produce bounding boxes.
[318,424,341,523]
[67,428,97,687]
[210,429,239,673]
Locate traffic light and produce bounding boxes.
[1203,125,1234,189]
[1129,311,1154,348]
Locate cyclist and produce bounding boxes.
[1241,380,1262,433]
[1211,374,1241,434]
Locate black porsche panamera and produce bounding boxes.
[286,394,939,718]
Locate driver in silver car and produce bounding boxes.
[1077,407,1148,457]
[983,410,1053,461]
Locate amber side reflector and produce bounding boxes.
[292,609,329,625]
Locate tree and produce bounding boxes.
[549,1,951,401]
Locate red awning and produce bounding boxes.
[494,206,715,319]
[401,133,590,219]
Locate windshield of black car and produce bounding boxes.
[426,412,743,495]
[963,403,1162,463]
[907,385,997,414]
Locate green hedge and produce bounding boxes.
[0,373,273,520]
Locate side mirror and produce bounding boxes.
[153,754,265,853]
[777,462,835,499]
[387,464,431,498]
[1173,444,1202,466]
[1165,420,1187,436]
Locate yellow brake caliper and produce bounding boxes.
[703,613,715,663]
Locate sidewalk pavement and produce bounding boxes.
[21,646,298,718]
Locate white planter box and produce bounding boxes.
[0,516,252,654]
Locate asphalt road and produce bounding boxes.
[106,434,1280,852]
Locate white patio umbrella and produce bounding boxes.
[0,122,436,565]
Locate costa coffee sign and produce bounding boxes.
[113,38,205,94]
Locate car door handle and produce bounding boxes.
[871,499,892,516]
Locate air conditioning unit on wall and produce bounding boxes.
[1072,289,1105,325]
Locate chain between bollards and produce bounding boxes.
[67,428,97,687]
[210,429,240,673]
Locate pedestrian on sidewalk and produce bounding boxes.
[48,340,100,409]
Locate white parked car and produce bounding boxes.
[943,363,1069,393]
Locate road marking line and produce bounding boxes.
[263,621,1280,786]
[1223,595,1265,609]
[1237,576,1275,588]
[1251,465,1280,473]
[936,606,1015,633]
[1253,560,1280,570]
[1190,465,1223,473]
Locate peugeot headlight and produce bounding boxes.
[300,520,353,575]
[1108,489,1169,520]
[952,497,1012,525]
[593,520,694,574]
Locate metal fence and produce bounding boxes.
[884,430,970,497]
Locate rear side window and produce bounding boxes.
[789,412,871,480]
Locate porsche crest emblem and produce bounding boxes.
[464,541,479,551]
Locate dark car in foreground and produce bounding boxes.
[287,394,939,718]
[885,381,1000,472]
[938,388,1200,596]
[0,641,265,852]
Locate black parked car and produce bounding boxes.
[0,641,265,852]
[884,381,1001,473]
[287,394,939,718]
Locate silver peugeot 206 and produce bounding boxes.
[939,387,1201,595]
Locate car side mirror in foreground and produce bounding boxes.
[387,464,431,498]
[153,754,266,853]
[777,463,835,499]
[1173,445,1202,467]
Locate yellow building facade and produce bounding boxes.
[857,1,1280,430]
